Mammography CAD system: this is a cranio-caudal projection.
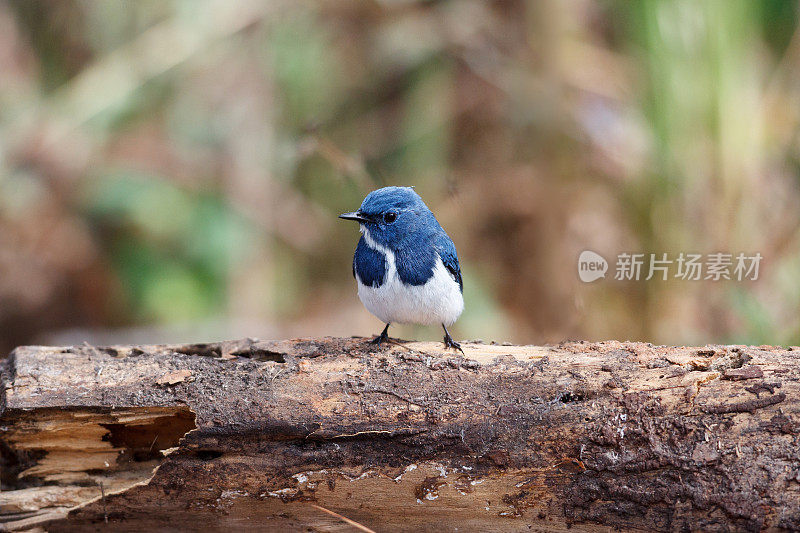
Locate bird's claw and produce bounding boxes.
[370,332,390,345]
[443,334,464,354]
[370,324,391,345]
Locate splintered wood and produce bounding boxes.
[1,338,798,532]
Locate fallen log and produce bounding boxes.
[1,338,798,532]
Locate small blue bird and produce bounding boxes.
[340,186,464,351]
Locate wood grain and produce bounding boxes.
[1,338,798,532]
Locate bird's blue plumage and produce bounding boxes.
[358,186,422,216]
[352,187,463,290]
[353,236,387,287]
[395,244,438,286]
[434,233,463,292]
[341,186,464,337]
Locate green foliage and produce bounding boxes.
[84,172,254,322]
[0,0,798,347]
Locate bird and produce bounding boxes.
[340,186,464,352]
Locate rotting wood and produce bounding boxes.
[1,338,799,532]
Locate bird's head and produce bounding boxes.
[339,186,437,249]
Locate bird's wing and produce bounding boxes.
[435,234,463,292]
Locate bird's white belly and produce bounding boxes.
[356,240,464,327]
[357,261,463,326]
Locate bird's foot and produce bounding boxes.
[370,324,391,345]
[370,332,390,345]
[443,332,464,354]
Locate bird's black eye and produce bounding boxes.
[383,212,397,224]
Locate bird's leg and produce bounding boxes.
[370,323,391,345]
[442,324,463,353]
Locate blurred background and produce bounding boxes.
[0,0,798,355]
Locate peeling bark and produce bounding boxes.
[1,338,799,532]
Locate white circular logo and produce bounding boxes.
[578,250,608,282]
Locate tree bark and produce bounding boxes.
[1,337,798,532]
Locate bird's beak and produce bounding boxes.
[339,211,369,223]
